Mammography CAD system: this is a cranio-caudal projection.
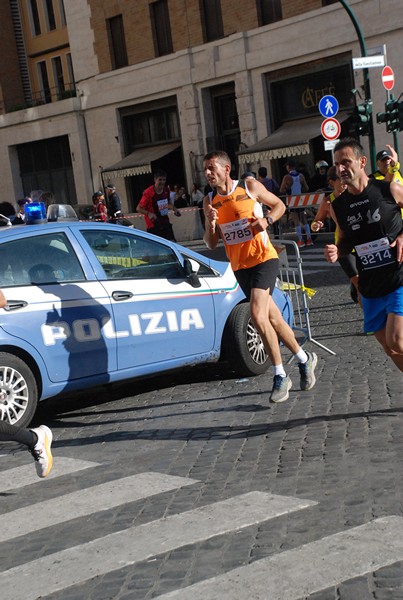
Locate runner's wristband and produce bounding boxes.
[388,161,400,174]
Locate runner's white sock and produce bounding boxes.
[273,364,286,377]
[295,349,308,363]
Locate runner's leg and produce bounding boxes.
[249,287,282,365]
[374,324,403,371]
[0,421,36,446]
[385,312,403,371]
[267,295,301,354]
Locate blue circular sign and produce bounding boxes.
[318,95,339,118]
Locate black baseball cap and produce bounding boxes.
[376,150,392,161]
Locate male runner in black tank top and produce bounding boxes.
[325,138,403,372]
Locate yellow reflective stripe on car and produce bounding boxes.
[96,255,146,267]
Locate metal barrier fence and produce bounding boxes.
[275,239,336,360]
[272,192,327,238]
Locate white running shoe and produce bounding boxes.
[30,425,53,478]
[298,351,318,391]
[270,375,292,403]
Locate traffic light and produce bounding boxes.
[398,101,403,131]
[376,99,400,132]
[351,101,372,136]
[386,99,398,132]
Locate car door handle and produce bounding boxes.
[4,300,28,311]
[112,291,134,301]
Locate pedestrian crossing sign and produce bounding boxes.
[318,95,339,118]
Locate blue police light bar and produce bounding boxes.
[25,202,47,225]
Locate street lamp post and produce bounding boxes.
[339,0,376,171]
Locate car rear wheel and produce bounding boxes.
[222,303,269,377]
[0,353,38,427]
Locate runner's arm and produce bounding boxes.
[0,289,7,308]
[383,146,400,182]
[300,174,309,193]
[389,182,403,263]
[329,204,354,257]
[168,201,181,216]
[311,196,331,231]
[247,179,286,228]
[136,203,156,221]
[279,174,291,194]
[390,181,403,208]
[203,195,219,249]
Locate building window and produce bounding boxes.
[150,1,173,57]
[17,135,77,205]
[28,0,41,36]
[66,53,75,89]
[44,0,56,31]
[123,107,180,149]
[107,15,128,69]
[200,0,224,42]
[37,61,51,103]
[206,84,240,175]
[52,57,65,98]
[58,0,66,26]
[257,0,282,25]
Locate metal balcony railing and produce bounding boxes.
[6,83,77,113]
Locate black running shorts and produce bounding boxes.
[234,258,279,301]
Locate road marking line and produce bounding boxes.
[157,516,403,600]
[0,491,316,600]
[0,457,99,492]
[0,472,199,543]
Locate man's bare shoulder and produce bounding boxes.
[243,177,265,195]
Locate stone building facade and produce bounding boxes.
[0,0,402,212]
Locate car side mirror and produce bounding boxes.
[183,258,201,288]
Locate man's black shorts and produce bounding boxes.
[147,224,176,241]
[234,258,279,301]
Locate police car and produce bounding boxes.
[0,205,292,426]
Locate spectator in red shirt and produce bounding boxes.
[137,169,181,241]
[92,191,108,222]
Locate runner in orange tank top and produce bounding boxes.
[203,151,318,403]
[210,178,278,271]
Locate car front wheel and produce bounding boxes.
[0,353,38,427]
[222,303,269,377]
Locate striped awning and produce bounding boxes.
[101,143,181,178]
[238,115,346,164]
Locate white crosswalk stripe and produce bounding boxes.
[0,458,402,600]
[0,472,199,543]
[157,517,403,600]
[0,489,315,600]
[0,457,99,492]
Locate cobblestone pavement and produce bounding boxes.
[0,238,402,600]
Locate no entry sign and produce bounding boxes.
[321,117,341,141]
[382,66,395,91]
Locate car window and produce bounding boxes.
[81,230,184,280]
[0,232,85,287]
[180,253,219,277]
